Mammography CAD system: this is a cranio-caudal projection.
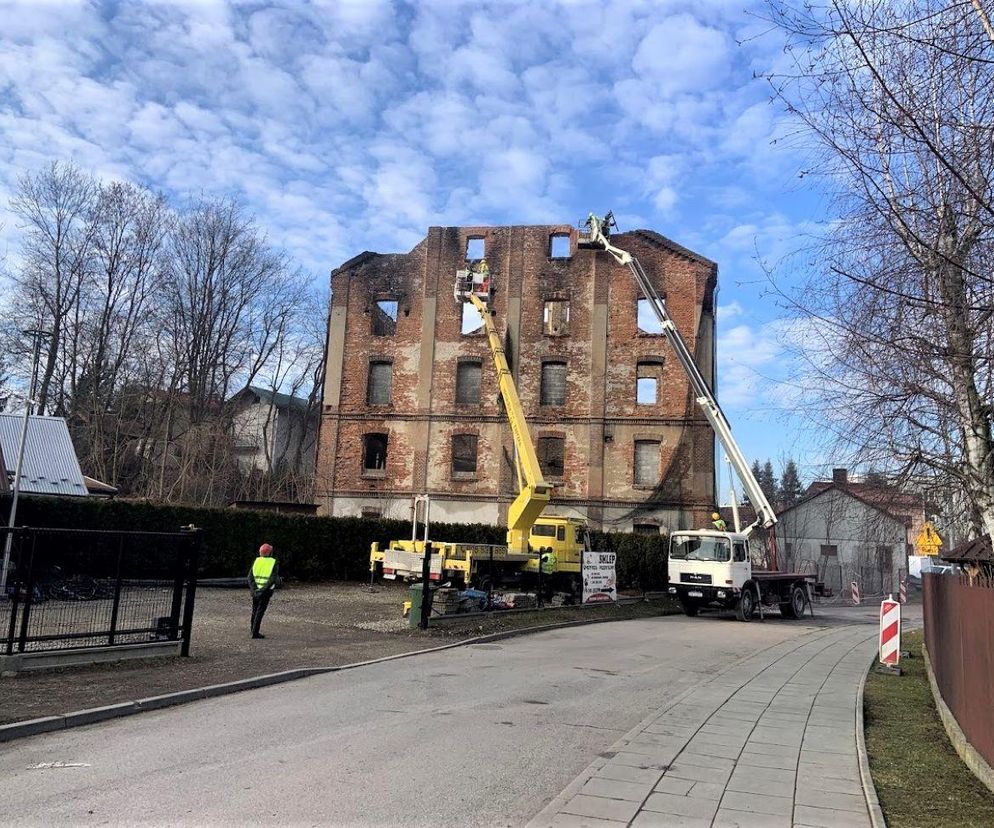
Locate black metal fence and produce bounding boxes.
[2,525,201,657]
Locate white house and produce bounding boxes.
[228,386,318,479]
[775,469,910,597]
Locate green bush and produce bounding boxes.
[1,495,668,587]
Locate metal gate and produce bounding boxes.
[2,525,201,656]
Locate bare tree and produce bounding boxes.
[7,161,97,414]
[767,0,994,539]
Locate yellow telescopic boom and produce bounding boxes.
[464,292,551,554]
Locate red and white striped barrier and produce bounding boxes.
[899,572,908,604]
[879,596,901,666]
[851,581,860,605]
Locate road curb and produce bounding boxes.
[0,607,669,744]
[856,652,887,828]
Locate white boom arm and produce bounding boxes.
[582,213,778,534]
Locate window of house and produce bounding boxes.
[550,234,571,258]
[634,440,660,486]
[361,508,382,519]
[451,434,478,474]
[633,523,660,535]
[636,361,661,405]
[537,436,565,477]
[362,433,388,474]
[876,545,893,571]
[461,302,483,335]
[637,298,663,334]
[372,300,398,336]
[543,299,570,336]
[366,361,392,406]
[466,237,485,260]
[455,360,482,405]
[820,544,838,557]
[540,361,567,406]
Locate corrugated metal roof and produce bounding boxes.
[0,414,89,497]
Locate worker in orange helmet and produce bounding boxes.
[248,543,280,639]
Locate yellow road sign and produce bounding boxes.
[915,522,943,556]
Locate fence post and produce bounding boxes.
[4,531,18,655]
[419,541,433,630]
[179,526,202,657]
[17,532,37,653]
[108,535,124,646]
[168,533,186,640]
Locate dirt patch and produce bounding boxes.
[1,582,675,726]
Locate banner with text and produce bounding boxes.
[582,551,617,603]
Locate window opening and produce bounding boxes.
[543,300,570,336]
[455,361,482,405]
[366,361,393,406]
[634,440,660,486]
[362,433,388,473]
[556,525,566,542]
[670,534,730,562]
[532,524,556,537]
[451,434,478,474]
[550,234,571,258]
[466,237,485,260]
[637,298,663,335]
[372,300,398,336]
[733,542,747,562]
[540,361,567,406]
[537,436,565,477]
[361,508,382,519]
[633,524,659,535]
[461,302,483,335]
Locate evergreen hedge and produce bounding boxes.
[2,496,668,590]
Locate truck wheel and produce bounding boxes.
[680,599,699,617]
[736,587,755,622]
[781,585,806,619]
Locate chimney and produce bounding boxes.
[832,468,848,486]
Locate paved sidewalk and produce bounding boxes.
[530,623,878,828]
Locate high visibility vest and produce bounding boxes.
[712,520,727,531]
[541,551,556,574]
[252,557,276,589]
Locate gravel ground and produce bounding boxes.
[0,581,674,725]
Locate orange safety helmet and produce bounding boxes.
[259,543,274,556]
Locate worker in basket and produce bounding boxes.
[711,512,727,531]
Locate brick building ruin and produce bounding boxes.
[316,223,718,533]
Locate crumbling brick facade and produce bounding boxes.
[317,224,718,533]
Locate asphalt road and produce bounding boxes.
[0,609,884,826]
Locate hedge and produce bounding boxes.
[1,495,668,590]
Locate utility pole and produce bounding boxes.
[1,329,49,599]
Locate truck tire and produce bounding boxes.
[780,585,806,619]
[736,587,755,622]
[680,599,699,617]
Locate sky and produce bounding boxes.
[0,0,836,491]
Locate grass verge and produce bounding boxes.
[863,629,994,827]
[425,596,680,638]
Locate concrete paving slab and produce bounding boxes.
[580,777,656,802]
[664,762,734,785]
[736,751,798,771]
[795,787,868,813]
[720,790,793,816]
[793,803,871,827]
[630,812,710,827]
[713,809,792,828]
[549,814,627,827]
[595,763,665,785]
[641,791,720,819]
[652,775,695,795]
[560,794,642,823]
[686,781,724,801]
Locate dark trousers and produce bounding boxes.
[251,589,273,636]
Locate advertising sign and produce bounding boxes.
[582,551,617,604]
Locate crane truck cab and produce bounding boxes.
[668,529,813,622]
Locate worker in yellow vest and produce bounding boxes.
[248,543,280,639]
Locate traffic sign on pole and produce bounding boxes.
[879,596,901,666]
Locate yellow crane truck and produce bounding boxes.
[369,268,588,594]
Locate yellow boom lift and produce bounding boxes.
[368,264,588,593]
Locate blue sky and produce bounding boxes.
[0,0,834,490]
